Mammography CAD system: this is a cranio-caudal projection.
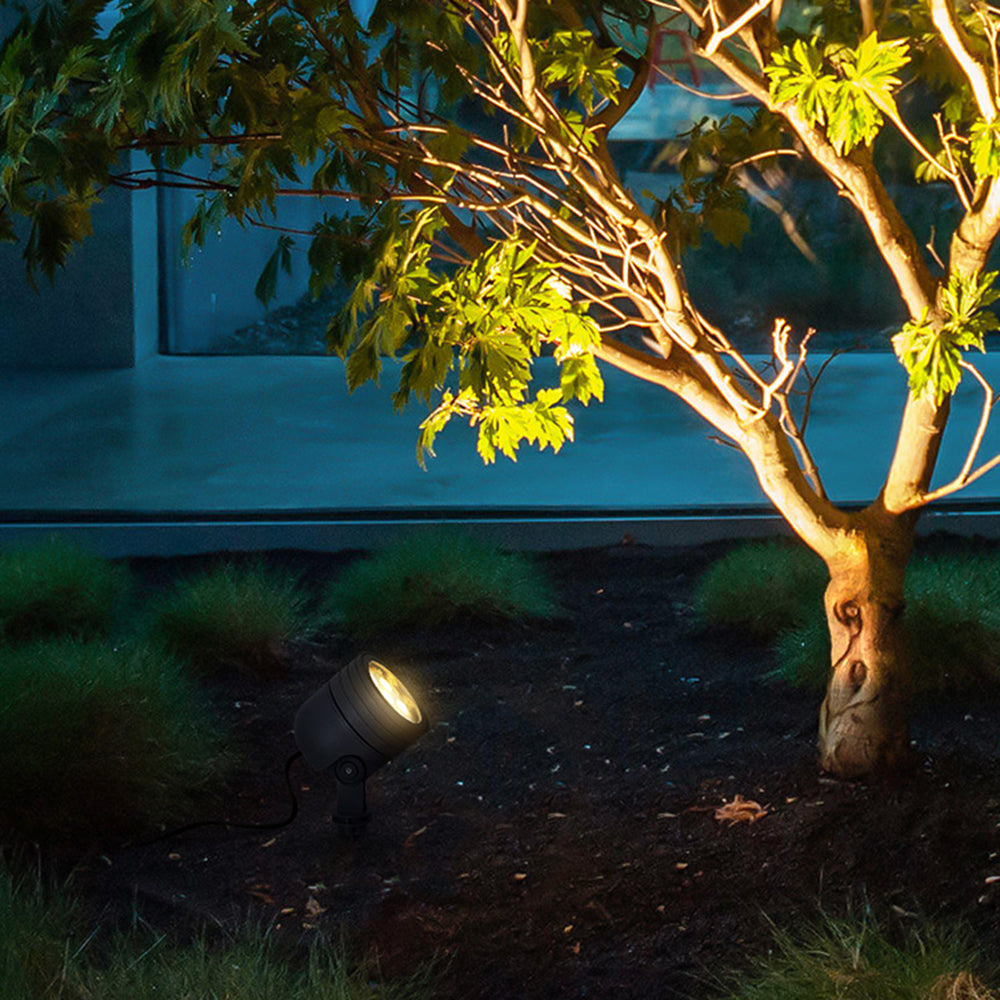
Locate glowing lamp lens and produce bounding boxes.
[368,661,422,724]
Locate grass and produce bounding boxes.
[78,926,437,1000]
[714,911,998,1000]
[696,541,1000,695]
[321,530,559,636]
[692,539,827,641]
[0,869,79,1000]
[0,638,231,841]
[146,560,314,676]
[0,869,438,1000]
[773,618,831,690]
[0,536,129,644]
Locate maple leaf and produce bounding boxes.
[714,794,769,826]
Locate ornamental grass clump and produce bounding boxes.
[78,926,437,1000]
[147,560,314,676]
[692,539,826,640]
[905,553,1000,693]
[322,530,559,636]
[0,638,230,842]
[0,872,437,1000]
[0,870,79,1000]
[714,912,997,1000]
[0,536,129,644]
[775,552,1000,694]
[698,541,1000,697]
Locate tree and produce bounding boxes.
[5,0,1000,777]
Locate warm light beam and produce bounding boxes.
[368,661,422,724]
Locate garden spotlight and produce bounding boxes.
[294,652,428,838]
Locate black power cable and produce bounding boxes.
[129,750,304,848]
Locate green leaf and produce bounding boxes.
[765,39,837,125]
[181,193,227,258]
[24,195,93,286]
[766,34,909,154]
[971,120,1000,179]
[415,389,475,468]
[915,156,952,183]
[559,354,604,404]
[0,206,16,243]
[843,33,909,110]
[826,82,883,154]
[335,220,603,465]
[475,392,575,465]
[559,108,599,151]
[535,30,621,113]
[253,233,294,307]
[394,339,455,410]
[892,271,1000,403]
[704,205,750,248]
[345,336,381,391]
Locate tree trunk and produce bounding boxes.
[817,509,916,778]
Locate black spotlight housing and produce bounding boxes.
[294,652,428,837]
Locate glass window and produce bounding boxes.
[159,158,349,355]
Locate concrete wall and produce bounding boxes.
[0,3,158,371]
[0,154,159,371]
[132,162,160,363]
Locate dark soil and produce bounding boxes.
[60,536,1000,998]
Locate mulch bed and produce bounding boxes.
[59,535,1000,998]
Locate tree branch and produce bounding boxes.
[689,28,961,518]
[390,3,850,554]
[704,44,939,318]
[929,0,997,121]
[871,96,972,210]
[594,337,850,556]
[860,0,876,38]
[949,174,1000,276]
[703,0,776,55]
[590,10,657,132]
[882,393,951,512]
[292,0,381,122]
[898,361,1000,508]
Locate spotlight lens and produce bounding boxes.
[368,661,422,724]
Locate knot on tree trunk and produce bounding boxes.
[818,566,912,778]
[834,599,861,627]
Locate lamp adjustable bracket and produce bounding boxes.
[333,755,369,839]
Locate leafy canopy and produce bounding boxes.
[3,0,1000,461]
[327,205,603,465]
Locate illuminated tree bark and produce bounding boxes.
[818,508,915,777]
